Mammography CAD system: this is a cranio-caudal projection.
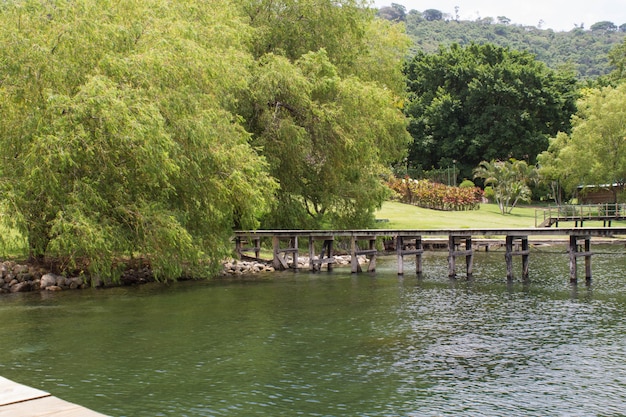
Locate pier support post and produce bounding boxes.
[448,235,473,278]
[272,235,299,271]
[505,235,530,281]
[235,236,261,260]
[569,235,592,284]
[396,235,424,276]
[308,236,335,272]
[351,236,377,273]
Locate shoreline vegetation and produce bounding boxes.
[1,202,625,295]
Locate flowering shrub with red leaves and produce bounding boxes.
[387,177,483,211]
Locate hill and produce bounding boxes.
[379,7,626,79]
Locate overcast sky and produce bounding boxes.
[373,0,626,32]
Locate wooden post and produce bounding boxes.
[448,235,456,278]
[236,236,243,259]
[465,237,473,277]
[569,235,592,284]
[351,236,377,273]
[309,236,315,272]
[272,235,280,270]
[521,237,530,280]
[505,235,530,281]
[368,238,377,272]
[584,237,592,283]
[505,236,513,281]
[272,235,298,271]
[448,235,473,278]
[309,236,335,272]
[351,237,359,273]
[397,236,404,275]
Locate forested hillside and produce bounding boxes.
[378,5,626,78]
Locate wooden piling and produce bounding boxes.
[235,236,261,260]
[308,236,335,272]
[351,236,377,273]
[448,235,473,278]
[396,235,424,275]
[272,235,299,270]
[505,235,530,281]
[569,235,592,284]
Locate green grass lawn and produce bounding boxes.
[375,201,626,230]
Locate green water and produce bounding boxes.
[1,247,626,416]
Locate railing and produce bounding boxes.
[535,203,626,227]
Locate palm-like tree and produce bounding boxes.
[474,159,535,214]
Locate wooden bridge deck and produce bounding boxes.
[0,376,108,417]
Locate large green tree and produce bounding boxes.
[404,43,578,179]
[239,0,412,228]
[537,84,626,203]
[246,50,410,228]
[0,0,275,279]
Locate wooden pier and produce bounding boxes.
[536,204,626,227]
[0,376,108,416]
[235,228,626,283]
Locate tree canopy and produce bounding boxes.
[239,0,411,229]
[397,12,626,79]
[404,43,578,179]
[537,84,626,203]
[0,0,409,279]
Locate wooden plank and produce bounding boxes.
[0,376,49,406]
[0,377,108,417]
[0,395,107,416]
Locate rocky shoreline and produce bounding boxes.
[0,255,363,294]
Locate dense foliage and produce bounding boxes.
[537,84,626,203]
[241,0,411,229]
[379,7,626,79]
[404,43,578,179]
[387,177,482,211]
[0,0,410,280]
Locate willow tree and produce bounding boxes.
[239,0,412,228]
[247,51,409,228]
[0,0,275,280]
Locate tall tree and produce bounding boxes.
[0,0,275,279]
[404,43,578,179]
[246,51,410,228]
[537,85,626,203]
[239,0,411,228]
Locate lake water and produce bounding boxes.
[1,245,626,416]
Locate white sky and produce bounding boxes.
[373,0,626,32]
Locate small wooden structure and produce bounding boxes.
[536,204,626,227]
[234,228,626,284]
[0,376,108,416]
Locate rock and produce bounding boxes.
[45,285,62,291]
[16,273,33,282]
[10,282,30,293]
[14,264,29,274]
[40,273,59,289]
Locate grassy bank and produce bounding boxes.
[375,201,626,230]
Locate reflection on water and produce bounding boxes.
[1,246,625,416]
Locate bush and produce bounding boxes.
[387,177,482,211]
